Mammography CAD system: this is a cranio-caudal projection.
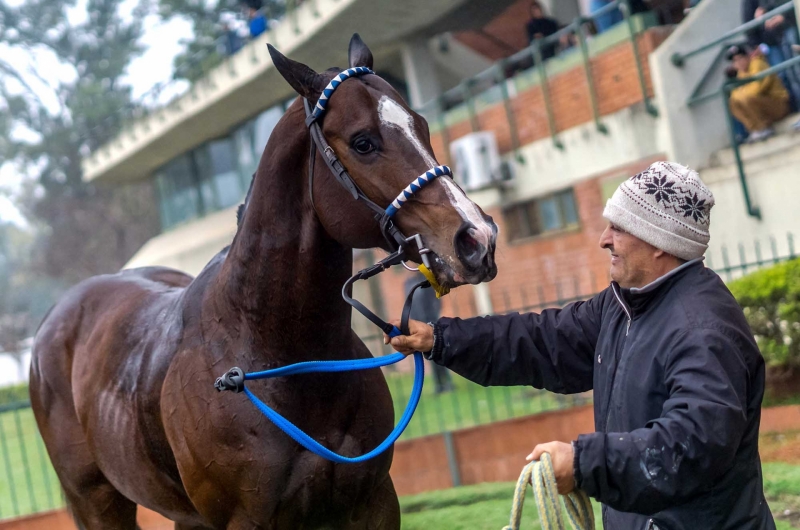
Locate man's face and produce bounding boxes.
[598,223,661,288]
[732,54,750,73]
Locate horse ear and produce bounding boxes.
[268,44,326,100]
[348,33,373,69]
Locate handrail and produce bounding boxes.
[421,0,660,153]
[671,1,795,67]
[720,54,800,220]
[686,43,743,107]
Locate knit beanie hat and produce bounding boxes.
[603,162,714,261]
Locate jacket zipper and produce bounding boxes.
[611,284,632,336]
[603,283,633,432]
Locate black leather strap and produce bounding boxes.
[400,280,431,336]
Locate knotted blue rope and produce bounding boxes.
[239,327,424,463]
[310,66,374,122]
[385,165,452,218]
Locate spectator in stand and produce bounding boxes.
[218,13,243,56]
[590,0,648,33]
[725,65,751,143]
[727,44,790,142]
[241,0,267,39]
[526,1,561,59]
[742,0,800,108]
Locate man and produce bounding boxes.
[526,1,562,60]
[388,162,774,529]
[727,44,790,143]
[742,0,800,106]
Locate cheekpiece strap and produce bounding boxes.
[385,165,452,218]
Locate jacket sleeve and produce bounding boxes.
[574,328,749,514]
[742,0,760,48]
[427,288,609,393]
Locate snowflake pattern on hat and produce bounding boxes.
[630,165,711,226]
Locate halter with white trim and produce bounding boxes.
[303,67,451,267]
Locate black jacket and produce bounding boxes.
[429,261,775,530]
[742,0,793,48]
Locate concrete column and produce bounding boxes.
[400,38,442,109]
[795,0,800,33]
[472,282,494,316]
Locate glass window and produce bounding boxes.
[539,196,561,232]
[154,154,201,230]
[503,188,580,243]
[253,106,284,154]
[234,120,258,181]
[194,137,246,211]
[560,190,579,226]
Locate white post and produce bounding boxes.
[400,38,443,109]
[472,282,494,316]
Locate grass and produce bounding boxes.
[2,397,799,526]
[399,463,800,529]
[0,404,63,519]
[384,365,591,440]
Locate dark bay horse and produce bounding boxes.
[29,35,498,529]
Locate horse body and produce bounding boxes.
[31,36,497,529]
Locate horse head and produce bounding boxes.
[268,34,498,288]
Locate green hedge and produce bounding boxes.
[0,383,29,406]
[728,258,800,369]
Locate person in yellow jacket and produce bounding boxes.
[727,44,790,142]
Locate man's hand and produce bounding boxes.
[765,14,785,31]
[527,441,576,495]
[383,319,433,356]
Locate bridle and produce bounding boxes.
[302,66,453,335]
[214,68,449,463]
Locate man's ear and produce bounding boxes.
[268,44,327,102]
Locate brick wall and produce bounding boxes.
[433,26,672,166]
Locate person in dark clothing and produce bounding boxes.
[742,0,800,107]
[404,275,454,393]
[388,162,775,530]
[526,1,561,60]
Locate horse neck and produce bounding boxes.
[214,105,355,357]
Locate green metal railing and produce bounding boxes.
[0,401,63,520]
[418,0,659,160]
[671,2,796,67]
[722,55,800,220]
[674,1,797,220]
[1,234,797,521]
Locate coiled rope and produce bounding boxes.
[503,453,595,530]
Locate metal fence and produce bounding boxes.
[0,402,63,520]
[0,233,797,521]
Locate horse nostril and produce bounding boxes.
[454,224,486,271]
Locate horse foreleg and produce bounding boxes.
[361,475,401,530]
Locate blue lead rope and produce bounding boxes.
[232,328,424,463]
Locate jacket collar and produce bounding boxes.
[611,258,704,317]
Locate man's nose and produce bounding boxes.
[598,227,612,249]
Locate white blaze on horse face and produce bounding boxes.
[376,96,494,249]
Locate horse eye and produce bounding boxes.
[353,138,375,154]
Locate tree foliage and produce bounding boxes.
[159,0,286,82]
[0,0,160,329]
